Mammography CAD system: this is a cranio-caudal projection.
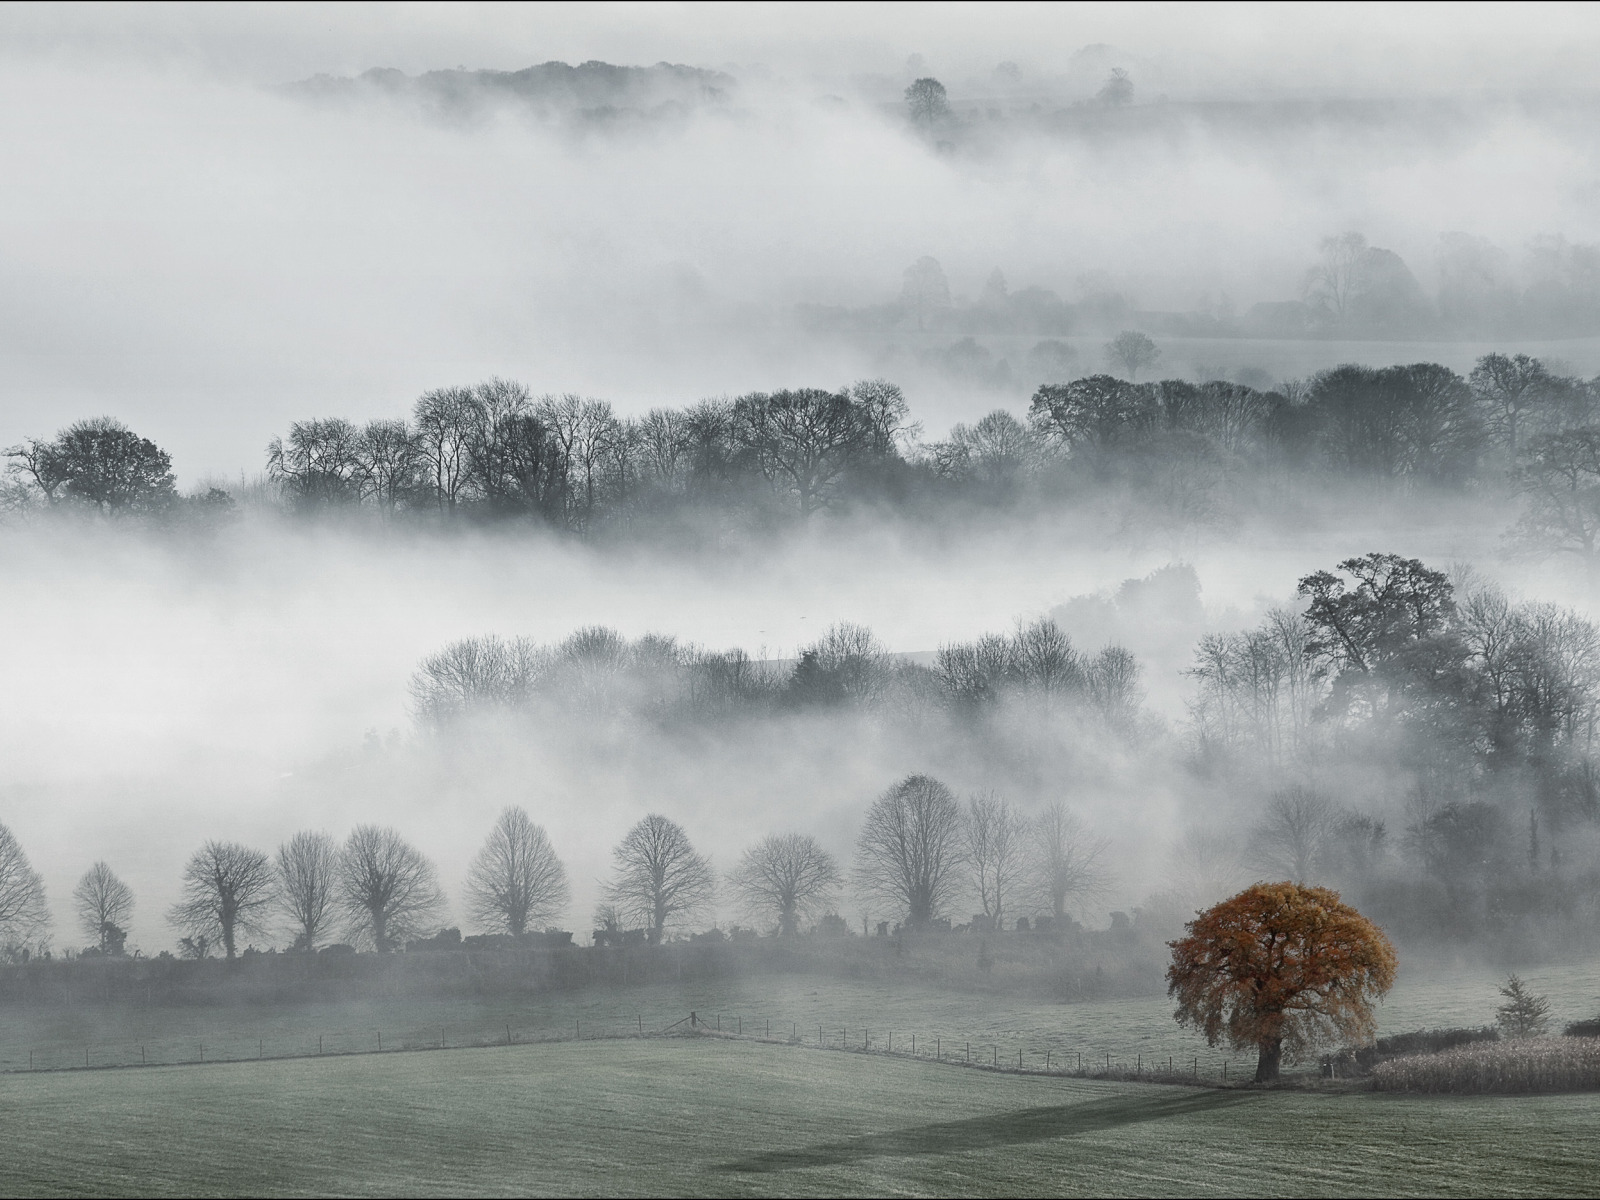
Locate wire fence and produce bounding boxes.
[2,1008,1237,1085]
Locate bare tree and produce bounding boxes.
[72,861,134,953]
[728,833,840,936]
[604,815,715,943]
[853,774,964,928]
[339,825,446,951]
[1105,330,1160,381]
[1251,786,1343,883]
[1472,352,1553,459]
[276,831,339,952]
[465,807,570,937]
[1305,231,1369,323]
[0,821,49,953]
[963,792,1025,927]
[1029,801,1111,921]
[168,841,276,961]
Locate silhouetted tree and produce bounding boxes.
[276,830,339,952]
[1496,974,1552,1037]
[267,418,363,509]
[904,77,949,126]
[338,825,446,951]
[1028,801,1110,920]
[853,774,963,928]
[963,792,1025,927]
[465,807,570,936]
[604,814,715,943]
[728,833,840,936]
[1513,428,1600,559]
[168,841,275,961]
[6,417,175,514]
[1105,331,1160,381]
[72,861,133,954]
[1472,353,1553,459]
[0,821,49,953]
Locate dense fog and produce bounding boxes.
[5,5,1600,968]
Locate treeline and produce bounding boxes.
[1193,552,1600,943]
[408,618,1143,732]
[0,779,1112,963]
[8,353,1600,551]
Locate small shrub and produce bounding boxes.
[1564,1018,1600,1038]
[1497,974,1552,1037]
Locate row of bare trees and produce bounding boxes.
[0,811,570,962]
[5,784,1112,962]
[409,618,1144,733]
[607,778,1112,943]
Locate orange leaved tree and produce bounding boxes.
[1167,881,1397,1082]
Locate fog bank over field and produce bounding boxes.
[1,496,1589,953]
[4,7,1600,479]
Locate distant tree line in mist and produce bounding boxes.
[0,780,1111,963]
[7,353,1600,555]
[408,617,1143,733]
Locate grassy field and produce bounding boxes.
[2,1036,1598,1198]
[5,955,1598,1078]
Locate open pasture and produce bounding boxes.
[5,955,1598,1079]
[2,1037,1597,1197]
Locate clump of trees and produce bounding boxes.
[1190,550,1600,943]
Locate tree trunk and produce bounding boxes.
[1254,1036,1282,1083]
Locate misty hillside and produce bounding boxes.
[282,59,736,123]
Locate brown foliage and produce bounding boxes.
[1167,881,1396,1082]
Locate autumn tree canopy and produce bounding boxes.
[1167,881,1397,1082]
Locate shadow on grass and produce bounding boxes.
[719,1089,1253,1174]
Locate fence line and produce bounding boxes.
[0,1009,1233,1087]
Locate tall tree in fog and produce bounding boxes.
[1250,787,1342,883]
[728,833,840,937]
[339,825,446,951]
[1305,231,1369,324]
[963,792,1025,927]
[736,389,867,516]
[72,861,133,953]
[168,841,276,961]
[1104,331,1160,381]
[0,821,49,952]
[903,77,949,127]
[603,814,715,944]
[853,774,963,928]
[465,807,570,937]
[413,385,477,513]
[1513,429,1600,559]
[1471,353,1553,459]
[276,831,339,952]
[1029,801,1110,921]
